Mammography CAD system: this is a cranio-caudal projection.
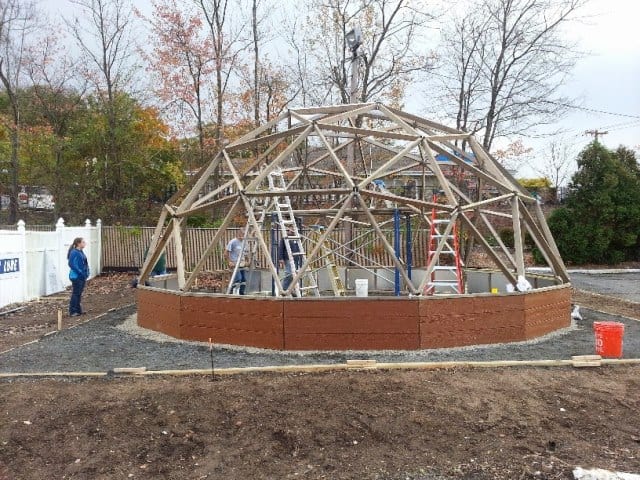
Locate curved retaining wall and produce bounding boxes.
[136,284,571,350]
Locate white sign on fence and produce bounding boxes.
[0,218,102,309]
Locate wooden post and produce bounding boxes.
[57,309,62,331]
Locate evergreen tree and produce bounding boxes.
[547,142,640,264]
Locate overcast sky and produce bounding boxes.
[43,0,639,178]
[523,0,640,174]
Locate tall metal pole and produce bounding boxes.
[405,213,412,281]
[271,212,278,296]
[345,33,361,266]
[346,45,360,176]
[394,208,400,296]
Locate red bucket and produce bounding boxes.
[593,321,625,358]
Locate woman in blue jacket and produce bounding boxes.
[68,237,90,316]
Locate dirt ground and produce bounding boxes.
[1,273,639,479]
[0,273,137,353]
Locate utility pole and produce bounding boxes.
[584,129,608,141]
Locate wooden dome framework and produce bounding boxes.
[140,103,569,296]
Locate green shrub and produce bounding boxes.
[498,228,514,248]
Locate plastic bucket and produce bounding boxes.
[355,279,368,297]
[593,321,624,358]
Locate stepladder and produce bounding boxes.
[269,168,320,297]
[424,194,464,295]
[309,226,345,296]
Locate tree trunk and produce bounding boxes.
[8,126,19,223]
[252,0,259,128]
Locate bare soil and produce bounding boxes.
[0,273,136,353]
[1,273,639,479]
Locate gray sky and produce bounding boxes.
[520,0,640,175]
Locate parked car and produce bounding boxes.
[26,186,55,210]
[0,187,55,211]
[18,189,28,207]
[17,186,55,210]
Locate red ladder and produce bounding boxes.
[424,194,464,295]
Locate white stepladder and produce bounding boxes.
[268,168,319,297]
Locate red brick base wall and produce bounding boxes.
[137,284,571,351]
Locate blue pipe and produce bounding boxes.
[394,208,400,296]
[406,213,412,280]
[270,213,278,296]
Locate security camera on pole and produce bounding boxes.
[345,27,362,266]
[345,27,362,177]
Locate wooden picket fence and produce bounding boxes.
[102,225,430,270]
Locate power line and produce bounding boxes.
[539,100,640,119]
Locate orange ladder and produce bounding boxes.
[424,194,464,295]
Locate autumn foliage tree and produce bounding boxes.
[142,0,214,169]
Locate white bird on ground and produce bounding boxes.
[571,305,582,321]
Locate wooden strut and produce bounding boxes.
[2,357,638,379]
[140,103,571,295]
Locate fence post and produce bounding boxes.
[84,219,92,278]
[56,217,67,288]
[17,219,27,302]
[96,219,102,274]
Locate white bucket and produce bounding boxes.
[355,279,368,297]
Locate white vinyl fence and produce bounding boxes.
[0,218,102,309]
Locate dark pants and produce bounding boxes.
[70,278,86,315]
[232,269,246,295]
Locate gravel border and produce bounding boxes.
[0,273,638,374]
[0,305,638,374]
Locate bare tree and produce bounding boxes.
[241,0,283,127]
[67,0,137,200]
[436,0,587,152]
[23,30,87,216]
[437,13,488,137]
[251,0,260,127]
[197,0,246,147]
[282,17,312,107]
[535,137,576,188]
[0,0,36,223]
[288,0,434,106]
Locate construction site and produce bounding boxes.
[138,103,571,350]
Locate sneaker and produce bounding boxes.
[70,313,81,317]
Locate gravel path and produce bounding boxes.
[569,271,640,303]
[1,272,639,374]
[1,307,638,374]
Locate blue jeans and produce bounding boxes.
[282,260,302,294]
[70,277,86,315]
[232,269,246,295]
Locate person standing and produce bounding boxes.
[225,229,247,295]
[67,237,89,316]
[278,226,302,294]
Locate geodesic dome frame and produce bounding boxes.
[139,102,569,296]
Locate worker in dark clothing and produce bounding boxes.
[278,226,302,293]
